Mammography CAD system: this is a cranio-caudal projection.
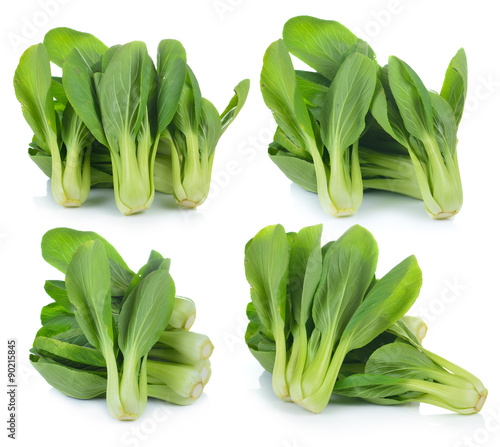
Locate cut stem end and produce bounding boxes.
[123,206,147,216]
[475,392,488,412]
[333,209,356,217]
[191,382,204,399]
[177,199,200,209]
[432,211,458,219]
[61,200,82,208]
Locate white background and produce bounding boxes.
[1,0,499,446]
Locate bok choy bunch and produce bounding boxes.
[15,27,249,214]
[261,18,378,216]
[244,224,487,414]
[262,16,467,218]
[31,228,213,420]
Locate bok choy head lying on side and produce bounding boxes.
[31,228,214,420]
[334,319,487,414]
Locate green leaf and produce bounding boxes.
[65,239,114,351]
[29,145,52,177]
[440,48,467,125]
[366,342,439,381]
[320,53,378,154]
[124,251,170,299]
[199,98,222,158]
[312,225,378,340]
[341,255,422,350]
[370,77,411,149]
[42,228,133,296]
[174,66,203,135]
[388,56,434,142]
[288,224,323,326]
[89,167,113,188]
[296,72,329,119]
[119,269,175,357]
[295,70,331,87]
[61,102,92,150]
[429,92,458,158]
[283,16,372,79]
[275,126,314,159]
[51,328,89,346]
[220,78,250,134]
[154,153,173,194]
[156,39,187,134]
[245,224,290,398]
[101,45,122,72]
[118,269,175,418]
[35,336,106,368]
[40,302,79,335]
[260,39,314,159]
[43,27,108,68]
[51,77,68,106]
[334,373,415,402]
[44,280,72,311]
[244,225,289,335]
[268,145,317,193]
[63,48,107,145]
[245,321,276,373]
[40,227,125,271]
[30,355,107,399]
[14,44,58,150]
[98,41,156,143]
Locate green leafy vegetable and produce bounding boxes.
[261,17,378,216]
[334,340,487,414]
[31,228,213,420]
[162,76,250,207]
[245,223,486,414]
[370,56,464,218]
[262,15,467,219]
[16,27,249,214]
[14,44,96,207]
[65,240,124,418]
